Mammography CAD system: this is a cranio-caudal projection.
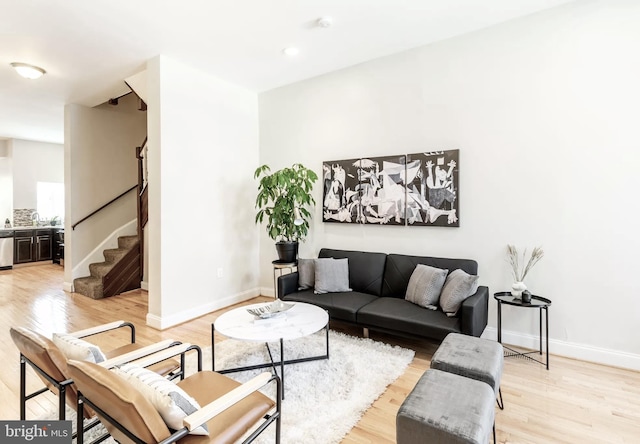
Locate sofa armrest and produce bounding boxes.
[278,272,299,298]
[460,285,489,337]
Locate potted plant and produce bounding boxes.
[255,163,318,262]
[50,216,60,226]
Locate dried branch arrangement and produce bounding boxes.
[506,245,544,282]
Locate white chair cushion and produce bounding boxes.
[113,363,208,435]
[52,333,106,363]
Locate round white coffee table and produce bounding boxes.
[211,302,329,398]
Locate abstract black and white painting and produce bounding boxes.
[406,149,459,227]
[322,156,407,225]
[322,159,361,223]
[358,155,406,225]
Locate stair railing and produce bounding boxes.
[71,185,138,230]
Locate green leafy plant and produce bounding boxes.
[255,163,318,242]
[50,216,60,226]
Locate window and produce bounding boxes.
[37,182,64,223]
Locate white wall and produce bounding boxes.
[259,1,640,369]
[0,140,11,223]
[146,55,260,329]
[10,138,63,210]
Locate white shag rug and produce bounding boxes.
[46,330,415,444]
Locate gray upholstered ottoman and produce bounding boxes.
[397,369,495,444]
[431,332,504,408]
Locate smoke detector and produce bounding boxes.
[317,16,333,28]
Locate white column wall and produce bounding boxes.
[0,140,12,223]
[258,1,640,369]
[146,55,260,329]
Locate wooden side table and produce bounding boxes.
[494,291,552,370]
[272,260,297,299]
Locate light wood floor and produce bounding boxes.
[1,264,639,443]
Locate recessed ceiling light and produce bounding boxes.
[282,47,299,57]
[317,16,333,28]
[10,62,46,79]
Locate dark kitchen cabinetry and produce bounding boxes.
[36,229,52,261]
[52,228,64,265]
[14,229,53,264]
[14,230,34,264]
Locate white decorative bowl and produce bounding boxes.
[247,301,294,319]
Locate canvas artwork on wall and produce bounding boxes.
[406,149,459,227]
[322,156,406,225]
[322,159,360,223]
[323,149,459,227]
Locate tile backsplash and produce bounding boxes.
[13,209,36,227]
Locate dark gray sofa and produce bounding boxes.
[278,248,488,341]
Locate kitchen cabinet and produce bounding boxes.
[52,228,64,264]
[36,229,52,261]
[14,230,35,264]
[14,229,52,264]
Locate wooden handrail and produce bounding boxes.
[136,136,147,160]
[71,185,138,230]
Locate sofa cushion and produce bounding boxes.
[357,298,461,340]
[439,269,480,317]
[382,254,478,299]
[405,264,448,310]
[297,258,315,290]
[282,289,378,323]
[319,249,387,296]
[314,258,351,294]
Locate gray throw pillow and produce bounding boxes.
[439,269,480,317]
[314,258,352,294]
[405,264,448,309]
[297,258,315,290]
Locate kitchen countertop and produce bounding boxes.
[0,226,63,232]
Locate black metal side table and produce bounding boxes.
[494,292,552,370]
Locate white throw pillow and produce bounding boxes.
[439,269,480,317]
[404,264,448,309]
[52,333,106,363]
[113,364,208,435]
[314,258,352,294]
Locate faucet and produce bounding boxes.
[31,212,39,226]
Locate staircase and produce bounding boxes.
[71,107,148,300]
[73,235,141,299]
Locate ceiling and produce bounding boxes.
[1,0,574,144]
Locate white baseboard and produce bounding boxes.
[140,280,149,291]
[63,281,74,293]
[483,327,640,371]
[261,286,275,298]
[146,287,261,330]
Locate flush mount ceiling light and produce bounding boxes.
[10,62,46,79]
[282,47,299,57]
